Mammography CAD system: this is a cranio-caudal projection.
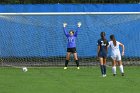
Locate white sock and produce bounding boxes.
[119,65,124,73]
[112,66,116,74]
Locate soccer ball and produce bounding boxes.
[22,67,28,72]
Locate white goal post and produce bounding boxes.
[0,12,140,16]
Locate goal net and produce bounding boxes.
[0,12,140,67]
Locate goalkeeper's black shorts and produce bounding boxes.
[67,47,77,53]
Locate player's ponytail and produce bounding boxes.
[110,35,116,46]
[100,32,107,44]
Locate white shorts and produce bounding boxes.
[111,53,121,61]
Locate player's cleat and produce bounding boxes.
[77,67,80,69]
[113,74,116,76]
[64,67,67,70]
[121,73,124,76]
[102,74,106,77]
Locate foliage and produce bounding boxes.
[0,0,139,4]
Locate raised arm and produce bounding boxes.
[119,43,125,56]
[74,22,82,37]
[63,23,69,37]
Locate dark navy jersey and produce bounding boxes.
[97,38,109,55]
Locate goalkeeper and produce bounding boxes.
[63,22,81,69]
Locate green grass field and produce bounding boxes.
[0,66,140,93]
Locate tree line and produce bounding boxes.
[0,0,139,4]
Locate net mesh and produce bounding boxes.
[0,14,140,67]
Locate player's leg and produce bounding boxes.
[103,58,107,76]
[118,61,124,76]
[111,56,117,76]
[64,52,71,69]
[99,57,105,77]
[112,60,117,76]
[117,55,124,76]
[73,53,80,69]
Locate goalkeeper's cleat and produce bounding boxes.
[64,67,67,70]
[77,67,80,69]
[102,74,106,77]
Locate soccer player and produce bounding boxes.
[108,35,125,76]
[63,22,81,69]
[97,32,109,77]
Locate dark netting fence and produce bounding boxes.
[0,13,140,67]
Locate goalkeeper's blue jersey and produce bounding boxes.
[63,27,79,48]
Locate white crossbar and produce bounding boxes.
[0,12,140,15]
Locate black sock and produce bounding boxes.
[103,65,106,75]
[100,65,104,75]
[65,60,69,67]
[75,60,79,67]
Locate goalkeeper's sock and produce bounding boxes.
[75,60,79,67]
[103,65,106,75]
[65,60,69,67]
[100,65,104,75]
